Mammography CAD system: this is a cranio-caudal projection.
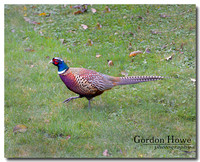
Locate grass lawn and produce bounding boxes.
[4,4,196,158]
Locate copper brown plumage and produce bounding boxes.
[49,57,164,108]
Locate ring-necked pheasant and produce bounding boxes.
[49,57,164,108]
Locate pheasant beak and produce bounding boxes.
[49,60,53,64]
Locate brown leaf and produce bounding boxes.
[128,42,132,50]
[68,30,76,33]
[123,16,127,19]
[151,30,162,34]
[129,51,143,57]
[13,124,27,133]
[159,14,170,18]
[91,8,97,13]
[24,48,35,52]
[74,10,83,15]
[39,12,46,16]
[165,54,174,61]
[96,22,102,29]
[66,135,71,140]
[31,21,40,25]
[81,24,88,30]
[107,60,114,66]
[24,17,40,24]
[86,39,93,46]
[73,5,88,14]
[103,149,110,156]
[138,16,144,20]
[146,9,149,15]
[104,6,111,13]
[24,17,31,22]
[59,39,64,44]
[81,8,87,13]
[161,45,167,49]
[180,42,186,50]
[24,6,27,11]
[96,54,102,58]
[190,78,196,83]
[44,119,50,123]
[129,32,135,36]
[145,48,151,53]
[39,31,44,36]
[73,5,81,9]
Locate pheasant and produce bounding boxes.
[49,57,164,108]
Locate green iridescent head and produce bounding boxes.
[49,57,69,74]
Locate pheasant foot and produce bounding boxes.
[63,96,80,103]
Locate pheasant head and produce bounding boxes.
[49,57,69,74]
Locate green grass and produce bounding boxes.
[5,4,196,158]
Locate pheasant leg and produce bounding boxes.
[88,100,91,109]
[63,96,80,103]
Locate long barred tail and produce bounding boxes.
[116,76,164,85]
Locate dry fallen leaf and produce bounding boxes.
[44,119,50,123]
[24,48,35,52]
[104,6,111,13]
[39,12,46,16]
[129,51,143,57]
[146,9,150,15]
[13,124,27,133]
[145,48,151,53]
[96,22,102,29]
[165,54,174,61]
[31,21,40,25]
[161,44,168,49]
[103,149,110,156]
[96,54,102,58]
[73,5,88,15]
[39,31,44,36]
[138,16,144,20]
[151,30,162,34]
[24,17,31,22]
[123,16,127,19]
[87,39,93,46]
[159,14,170,18]
[179,51,184,54]
[66,135,71,140]
[24,6,27,11]
[67,30,76,34]
[91,8,97,13]
[81,24,88,30]
[24,17,40,24]
[107,60,114,66]
[59,39,64,44]
[74,10,83,15]
[180,42,186,50]
[128,42,132,50]
[129,32,135,36]
[73,5,81,9]
[190,78,196,83]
